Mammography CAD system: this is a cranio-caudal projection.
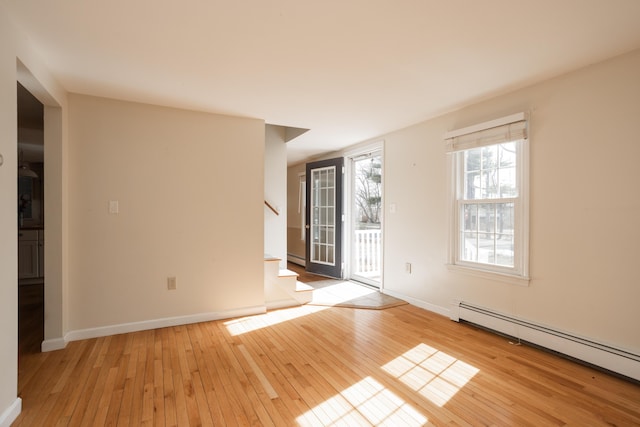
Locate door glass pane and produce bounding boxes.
[310,166,336,266]
[352,154,382,285]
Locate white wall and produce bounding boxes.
[377,49,640,354]
[67,94,265,332]
[264,125,287,268]
[0,6,67,424]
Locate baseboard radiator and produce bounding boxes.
[450,300,640,382]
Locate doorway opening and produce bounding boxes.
[301,147,384,286]
[17,82,45,358]
[348,149,383,288]
[16,59,64,361]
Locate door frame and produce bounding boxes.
[17,61,65,352]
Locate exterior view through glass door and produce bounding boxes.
[351,151,382,287]
[305,157,343,278]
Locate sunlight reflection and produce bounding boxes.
[297,376,427,426]
[382,343,479,407]
[310,281,377,305]
[224,305,329,336]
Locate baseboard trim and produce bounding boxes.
[0,398,21,427]
[382,289,450,318]
[265,299,302,310]
[286,254,305,267]
[41,337,67,352]
[61,305,267,344]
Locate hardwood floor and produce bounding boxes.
[18,283,44,358]
[287,262,332,283]
[14,304,640,426]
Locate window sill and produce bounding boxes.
[446,264,530,287]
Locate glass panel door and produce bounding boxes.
[305,157,343,278]
[351,152,382,287]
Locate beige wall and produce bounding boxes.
[376,49,640,353]
[286,49,640,357]
[67,94,265,331]
[43,104,66,343]
[287,162,306,263]
[264,125,287,268]
[0,11,19,420]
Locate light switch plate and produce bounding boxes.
[109,200,119,214]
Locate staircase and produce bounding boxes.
[264,256,314,309]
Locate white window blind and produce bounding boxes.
[445,113,527,153]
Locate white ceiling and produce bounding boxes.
[4,0,640,164]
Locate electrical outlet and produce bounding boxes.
[167,276,177,290]
[405,263,412,274]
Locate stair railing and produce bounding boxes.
[264,200,279,215]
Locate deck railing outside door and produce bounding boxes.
[353,229,381,277]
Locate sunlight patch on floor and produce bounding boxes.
[310,281,378,304]
[224,305,328,336]
[297,376,427,426]
[382,343,479,407]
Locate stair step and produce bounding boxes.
[295,281,314,293]
[264,261,312,306]
[278,269,299,278]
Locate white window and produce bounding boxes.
[446,113,529,284]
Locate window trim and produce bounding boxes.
[446,113,530,285]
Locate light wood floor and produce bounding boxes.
[18,283,44,359]
[287,262,333,284]
[14,304,640,426]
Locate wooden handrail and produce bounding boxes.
[264,200,279,216]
